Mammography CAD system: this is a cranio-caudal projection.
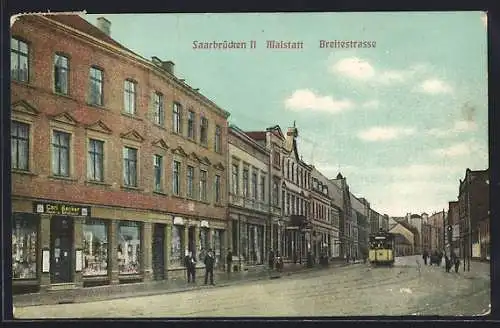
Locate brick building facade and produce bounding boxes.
[11,15,229,294]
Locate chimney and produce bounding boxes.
[162,61,175,75]
[96,17,111,36]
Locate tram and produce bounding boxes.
[368,231,395,266]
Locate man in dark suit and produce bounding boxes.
[226,248,233,277]
[185,250,197,283]
[204,249,215,285]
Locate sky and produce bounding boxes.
[85,12,488,217]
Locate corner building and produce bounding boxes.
[11,15,230,294]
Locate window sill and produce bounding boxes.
[152,122,167,130]
[85,180,112,187]
[86,103,108,110]
[153,190,167,196]
[121,185,143,192]
[11,169,37,176]
[53,91,77,102]
[170,131,183,137]
[12,80,35,89]
[121,112,143,121]
[171,194,185,200]
[49,175,77,182]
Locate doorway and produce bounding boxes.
[188,226,196,257]
[50,216,74,284]
[152,223,165,281]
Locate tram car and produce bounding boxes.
[368,231,395,266]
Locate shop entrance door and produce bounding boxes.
[50,216,74,284]
[188,226,196,257]
[152,224,165,281]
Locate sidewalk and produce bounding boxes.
[14,261,351,308]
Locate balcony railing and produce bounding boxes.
[229,193,270,213]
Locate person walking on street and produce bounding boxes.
[423,250,429,265]
[268,249,275,270]
[204,249,215,285]
[226,248,233,277]
[451,250,460,273]
[185,250,197,283]
[444,253,451,273]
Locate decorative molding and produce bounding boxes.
[49,111,78,126]
[213,162,225,171]
[12,100,39,116]
[171,146,188,157]
[152,138,169,150]
[85,120,112,134]
[201,156,211,166]
[120,129,145,143]
[189,152,201,163]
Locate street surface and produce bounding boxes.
[15,256,490,318]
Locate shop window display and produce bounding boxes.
[82,219,108,276]
[12,215,37,279]
[212,229,222,267]
[117,221,141,275]
[171,225,184,266]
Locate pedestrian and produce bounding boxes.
[423,250,428,265]
[204,249,215,285]
[444,254,451,273]
[226,248,233,277]
[268,249,275,270]
[185,250,197,283]
[451,251,460,273]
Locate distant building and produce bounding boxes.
[447,201,460,255]
[393,233,413,256]
[389,221,418,255]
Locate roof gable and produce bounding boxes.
[50,111,78,126]
[171,146,188,157]
[120,129,144,143]
[86,120,112,134]
[189,152,201,162]
[12,100,39,116]
[152,138,169,150]
[213,162,225,171]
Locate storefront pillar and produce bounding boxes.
[109,220,119,285]
[39,214,51,290]
[164,224,171,278]
[194,225,200,258]
[184,225,189,255]
[142,222,153,281]
[226,219,233,254]
[73,216,84,287]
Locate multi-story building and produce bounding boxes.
[447,201,460,255]
[389,219,419,255]
[331,173,353,259]
[228,125,271,269]
[406,213,425,254]
[369,209,380,234]
[458,168,489,261]
[11,15,230,295]
[327,178,343,258]
[429,210,446,252]
[245,125,285,260]
[310,167,334,260]
[421,223,432,254]
[351,195,369,259]
[380,214,390,232]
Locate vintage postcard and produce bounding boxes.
[10,11,489,318]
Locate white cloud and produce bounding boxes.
[418,78,453,94]
[358,126,416,142]
[330,57,426,85]
[427,120,478,138]
[432,141,486,158]
[385,164,463,179]
[362,100,380,109]
[284,89,354,113]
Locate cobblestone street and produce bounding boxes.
[15,257,490,318]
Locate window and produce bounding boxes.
[52,131,70,177]
[188,110,196,139]
[88,139,104,182]
[187,165,194,198]
[243,168,249,197]
[123,147,138,187]
[83,219,108,277]
[117,221,141,275]
[124,80,136,114]
[11,38,29,82]
[89,67,103,106]
[153,92,164,126]
[286,193,290,214]
[12,214,37,279]
[215,125,222,153]
[200,169,207,201]
[215,175,221,203]
[171,225,184,266]
[153,155,163,192]
[260,176,266,202]
[251,172,258,200]
[200,116,208,145]
[173,161,181,195]
[273,181,279,206]
[11,121,29,171]
[173,102,182,134]
[232,164,239,195]
[273,150,280,167]
[54,54,69,94]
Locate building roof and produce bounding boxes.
[394,220,420,237]
[393,233,412,245]
[245,131,267,141]
[47,15,130,53]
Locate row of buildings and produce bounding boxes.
[386,167,489,263]
[11,14,389,295]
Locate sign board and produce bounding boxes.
[75,250,83,272]
[201,220,209,228]
[34,202,91,217]
[173,217,184,225]
[42,250,50,273]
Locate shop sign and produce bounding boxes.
[201,220,209,228]
[34,202,91,216]
[174,216,184,225]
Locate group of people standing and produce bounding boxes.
[422,249,460,273]
[184,248,216,285]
